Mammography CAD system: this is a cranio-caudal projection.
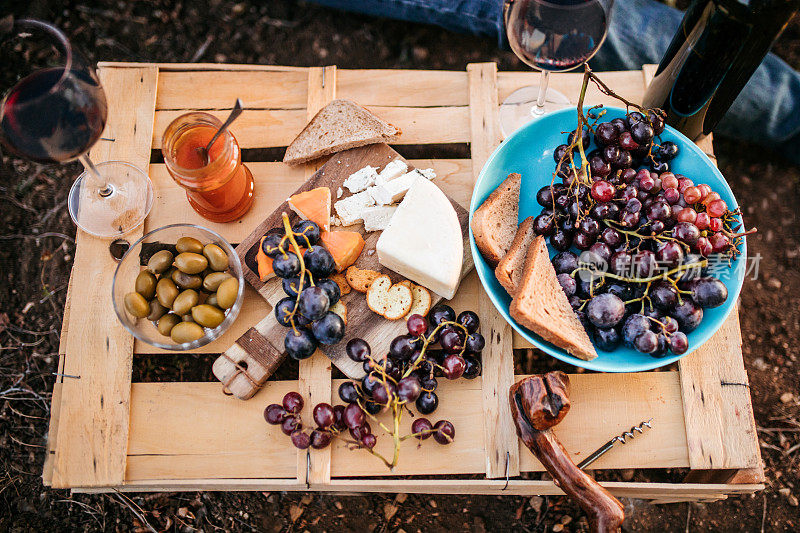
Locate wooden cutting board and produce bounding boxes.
[213,143,473,399]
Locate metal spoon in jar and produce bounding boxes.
[196,98,244,165]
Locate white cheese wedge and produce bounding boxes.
[417,168,436,180]
[333,190,375,226]
[368,171,417,206]
[343,165,378,193]
[375,159,408,185]
[362,205,398,232]
[376,176,463,299]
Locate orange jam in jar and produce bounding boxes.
[162,112,254,222]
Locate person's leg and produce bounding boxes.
[306,0,505,46]
[305,0,800,161]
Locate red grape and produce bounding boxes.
[696,184,712,200]
[397,376,422,402]
[343,403,365,429]
[313,403,335,428]
[675,207,697,224]
[456,310,480,333]
[709,232,730,253]
[361,433,377,449]
[442,354,466,380]
[709,217,723,232]
[439,329,464,354]
[283,391,303,414]
[433,420,456,445]
[663,187,680,205]
[696,236,712,256]
[702,191,721,206]
[264,403,286,425]
[661,172,678,189]
[346,338,371,362]
[411,418,433,440]
[310,429,333,449]
[695,212,711,230]
[406,314,428,336]
[372,381,396,406]
[291,431,311,449]
[706,199,727,218]
[677,177,694,193]
[281,416,301,436]
[683,186,701,204]
[591,180,615,203]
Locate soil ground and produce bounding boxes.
[1,1,799,531]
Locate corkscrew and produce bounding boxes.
[577,418,654,470]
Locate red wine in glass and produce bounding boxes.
[500,0,613,135]
[1,66,107,163]
[0,19,152,238]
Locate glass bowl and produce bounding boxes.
[112,223,245,350]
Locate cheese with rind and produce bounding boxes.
[376,176,462,299]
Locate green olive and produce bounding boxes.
[203,243,229,271]
[124,292,149,318]
[174,252,208,274]
[191,304,225,328]
[163,266,179,281]
[146,299,168,321]
[176,236,204,254]
[156,278,179,308]
[216,277,239,309]
[171,269,203,290]
[172,289,199,316]
[147,250,174,274]
[157,313,181,336]
[203,271,233,292]
[206,292,219,307]
[170,321,205,343]
[135,270,157,299]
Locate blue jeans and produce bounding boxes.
[309,0,800,164]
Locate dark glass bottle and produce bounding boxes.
[642,0,800,141]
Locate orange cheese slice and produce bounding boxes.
[320,230,365,272]
[288,187,331,231]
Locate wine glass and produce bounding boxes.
[0,19,153,238]
[500,0,614,136]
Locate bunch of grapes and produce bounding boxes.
[266,305,483,467]
[262,214,345,360]
[533,99,752,357]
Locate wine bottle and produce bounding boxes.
[642,0,800,141]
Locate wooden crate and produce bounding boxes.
[43,62,764,502]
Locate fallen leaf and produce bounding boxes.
[290,504,304,523]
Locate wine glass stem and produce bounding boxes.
[79,154,113,197]
[533,71,550,116]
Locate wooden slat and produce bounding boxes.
[337,69,468,107]
[123,373,689,481]
[156,70,308,110]
[499,70,648,109]
[678,306,761,471]
[297,66,336,486]
[152,105,470,149]
[468,62,519,480]
[76,478,761,500]
[126,381,296,480]
[99,61,308,72]
[52,66,158,488]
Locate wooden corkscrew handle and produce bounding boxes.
[510,373,625,533]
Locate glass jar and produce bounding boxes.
[162,112,254,222]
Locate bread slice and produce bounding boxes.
[283,99,401,165]
[509,236,598,361]
[404,283,432,318]
[471,173,521,266]
[346,266,381,293]
[495,216,535,295]
[366,275,413,320]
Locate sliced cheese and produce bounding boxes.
[343,165,378,193]
[376,176,463,299]
[362,205,397,232]
[375,159,408,185]
[368,171,417,206]
[333,190,375,226]
[417,168,436,180]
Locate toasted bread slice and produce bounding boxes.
[283,100,401,165]
[404,283,432,318]
[509,236,597,361]
[329,272,351,296]
[471,173,521,266]
[495,216,535,295]
[346,266,381,293]
[366,275,413,320]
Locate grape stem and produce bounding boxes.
[280,213,315,333]
[571,259,708,284]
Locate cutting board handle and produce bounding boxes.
[212,321,284,400]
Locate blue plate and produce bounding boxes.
[469,106,746,372]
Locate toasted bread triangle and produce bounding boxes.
[509,236,598,361]
[283,99,401,165]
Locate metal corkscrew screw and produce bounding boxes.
[577,418,654,470]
